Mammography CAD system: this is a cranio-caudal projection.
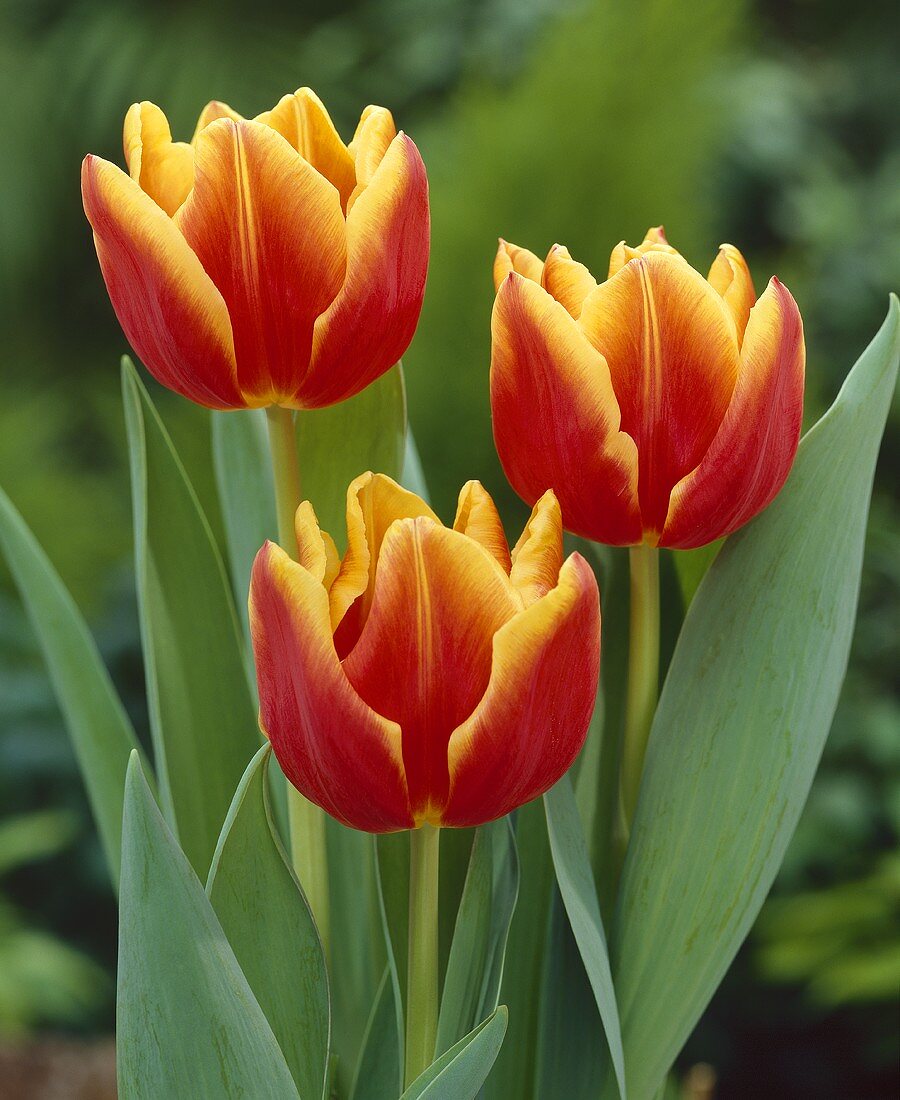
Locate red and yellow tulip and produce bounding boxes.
[490,227,805,549]
[82,89,429,410]
[249,474,599,831]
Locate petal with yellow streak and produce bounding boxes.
[708,243,756,344]
[123,101,194,216]
[453,481,511,573]
[490,273,641,545]
[293,500,340,586]
[81,155,241,409]
[191,100,244,143]
[443,553,600,827]
[608,225,680,277]
[510,490,563,607]
[347,105,397,209]
[661,278,805,548]
[541,244,597,317]
[493,239,544,292]
[250,541,411,831]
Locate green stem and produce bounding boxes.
[405,823,440,1088]
[619,543,660,829]
[264,405,331,958]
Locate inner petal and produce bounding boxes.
[342,517,519,823]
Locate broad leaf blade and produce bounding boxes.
[122,360,259,876]
[0,487,148,886]
[436,819,518,1056]
[117,753,299,1099]
[610,299,900,1099]
[544,776,626,1099]
[207,745,329,1100]
[400,1007,508,1100]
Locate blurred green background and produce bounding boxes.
[0,0,897,1094]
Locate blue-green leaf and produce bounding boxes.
[400,1007,508,1100]
[350,967,402,1100]
[610,298,900,1099]
[117,753,299,1099]
[206,745,329,1100]
[122,360,259,877]
[0,486,148,886]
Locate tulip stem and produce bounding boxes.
[405,823,440,1088]
[264,404,331,959]
[620,543,660,830]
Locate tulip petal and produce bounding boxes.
[329,472,439,651]
[250,541,411,832]
[443,553,600,827]
[347,105,397,207]
[541,244,597,317]
[493,239,544,291]
[608,225,679,277]
[82,155,242,409]
[191,100,244,142]
[342,518,519,824]
[490,273,641,545]
[661,278,805,548]
[301,134,429,408]
[176,119,346,407]
[509,491,564,606]
[123,101,194,216]
[259,88,356,208]
[293,500,340,587]
[708,243,756,344]
[579,252,740,538]
[453,481,512,572]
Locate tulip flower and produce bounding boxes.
[249,473,600,832]
[82,89,429,410]
[490,226,805,549]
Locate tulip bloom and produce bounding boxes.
[490,227,805,549]
[249,474,600,831]
[82,89,429,410]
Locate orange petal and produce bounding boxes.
[541,244,597,317]
[293,500,340,587]
[301,133,429,408]
[81,155,241,409]
[708,243,756,344]
[453,481,511,573]
[329,472,439,652]
[510,490,564,606]
[342,518,519,824]
[579,252,740,538]
[608,225,680,277]
[123,101,194,216]
[191,100,244,142]
[176,118,346,407]
[490,273,642,545]
[259,88,356,209]
[347,105,397,209]
[661,278,805,548]
[250,541,411,831]
[493,239,544,292]
[443,553,600,827]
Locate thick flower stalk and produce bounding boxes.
[249,473,600,832]
[490,226,805,549]
[82,89,429,410]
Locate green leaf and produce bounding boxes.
[401,431,430,500]
[400,1007,508,1100]
[435,819,518,1056]
[206,745,329,1100]
[117,753,299,1099]
[370,831,409,1092]
[0,486,148,886]
[122,360,259,877]
[609,298,900,1100]
[350,967,402,1100]
[296,363,406,542]
[544,776,626,1099]
[210,408,276,645]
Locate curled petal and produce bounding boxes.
[490,273,641,545]
[347,105,397,209]
[510,490,563,607]
[123,101,193,216]
[493,239,544,291]
[579,252,740,538]
[191,100,243,142]
[250,542,411,832]
[444,554,600,827]
[81,155,241,409]
[708,243,756,344]
[342,519,519,824]
[453,481,512,572]
[661,278,805,548]
[293,500,340,587]
[301,134,429,408]
[541,244,597,317]
[260,88,356,208]
[608,225,679,277]
[176,118,346,407]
